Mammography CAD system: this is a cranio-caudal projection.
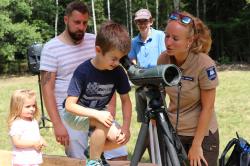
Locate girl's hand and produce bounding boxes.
[188,144,208,166]
[33,141,43,152]
[40,137,47,147]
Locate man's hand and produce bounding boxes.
[53,122,69,146]
[117,127,130,145]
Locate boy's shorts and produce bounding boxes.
[63,109,89,131]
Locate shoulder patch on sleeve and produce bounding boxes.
[206,66,217,80]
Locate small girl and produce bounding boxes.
[7,89,47,166]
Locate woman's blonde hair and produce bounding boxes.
[7,89,40,128]
[172,11,212,54]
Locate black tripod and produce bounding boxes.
[37,73,51,129]
[130,84,189,166]
[27,43,51,129]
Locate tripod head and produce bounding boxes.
[27,42,43,75]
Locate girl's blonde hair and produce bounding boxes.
[7,89,40,128]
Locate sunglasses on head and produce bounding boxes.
[169,12,193,24]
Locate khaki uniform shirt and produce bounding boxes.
[160,52,218,136]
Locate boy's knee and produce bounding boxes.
[107,125,120,141]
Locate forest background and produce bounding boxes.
[0,0,250,74]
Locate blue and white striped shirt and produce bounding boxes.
[40,33,96,112]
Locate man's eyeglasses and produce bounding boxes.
[169,12,193,25]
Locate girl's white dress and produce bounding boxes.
[9,119,42,165]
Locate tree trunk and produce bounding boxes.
[173,0,180,11]
[107,0,111,20]
[156,0,159,29]
[196,0,199,17]
[203,0,206,21]
[129,0,133,38]
[55,0,58,36]
[125,0,129,30]
[91,0,96,34]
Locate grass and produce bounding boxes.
[1,70,250,162]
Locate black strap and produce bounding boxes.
[219,138,238,166]
[175,82,182,134]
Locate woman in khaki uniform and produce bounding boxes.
[158,11,219,166]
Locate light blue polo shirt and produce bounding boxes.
[128,28,166,68]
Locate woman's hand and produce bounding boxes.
[188,144,208,166]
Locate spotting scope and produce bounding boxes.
[120,56,182,87]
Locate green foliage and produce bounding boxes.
[0,0,10,7]
[218,56,231,64]
[11,21,42,58]
[8,0,33,22]
[0,13,11,38]
[0,0,42,72]
[0,44,16,61]
[30,0,58,37]
[31,20,54,42]
[0,0,250,74]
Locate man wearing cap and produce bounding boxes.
[129,9,166,69]
[128,8,166,161]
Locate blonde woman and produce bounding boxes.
[158,11,219,166]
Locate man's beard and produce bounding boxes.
[67,28,85,43]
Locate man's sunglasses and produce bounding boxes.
[169,12,193,25]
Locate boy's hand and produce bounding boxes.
[96,111,114,127]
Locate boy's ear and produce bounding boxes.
[95,46,102,54]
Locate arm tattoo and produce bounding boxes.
[41,71,52,86]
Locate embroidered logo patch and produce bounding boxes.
[206,66,217,80]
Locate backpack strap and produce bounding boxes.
[219,138,238,166]
[239,137,250,166]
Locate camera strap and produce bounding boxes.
[175,82,182,135]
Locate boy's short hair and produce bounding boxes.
[95,20,131,55]
[65,0,89,16]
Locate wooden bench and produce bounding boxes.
[0,150,157,166]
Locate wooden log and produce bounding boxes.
[0,150,157,166]
[0,150,12,166]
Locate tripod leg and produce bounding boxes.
[149,122,156,163]
[151,123,163,166]
[157,121,173,166]
[156,112,181,166]
[38,74,51,129]
[130,122,149,166]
